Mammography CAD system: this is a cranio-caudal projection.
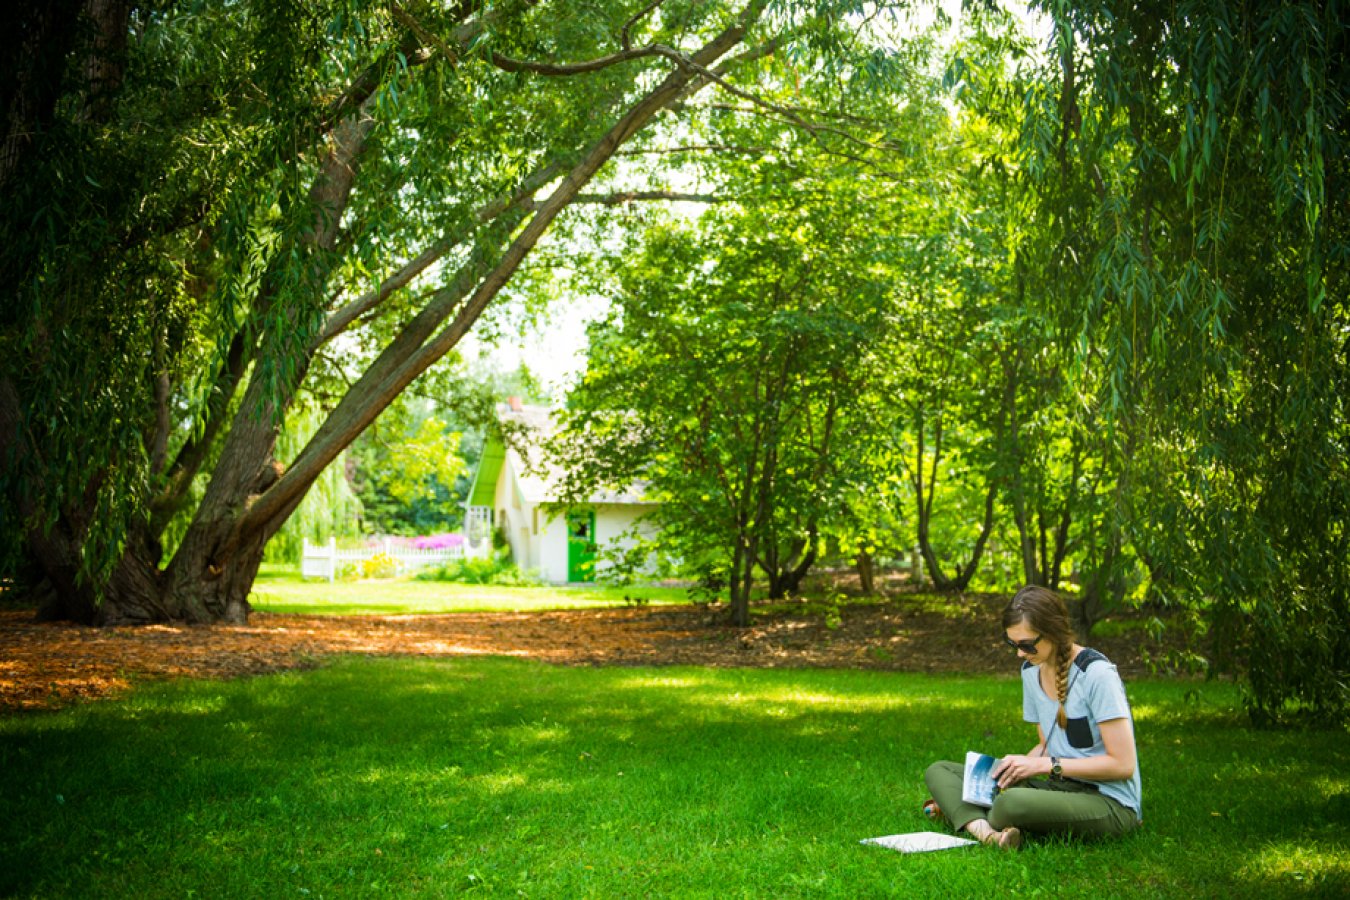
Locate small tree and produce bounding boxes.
[554,185,902,624]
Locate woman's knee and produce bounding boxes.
[924,760,949,780]
[987,787,1038,827]
[924,760,959,789]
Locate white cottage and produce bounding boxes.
[462,399,659,583]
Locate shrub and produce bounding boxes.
[413,533,465,550]
[413,556,541,586]
[360,552,400,579]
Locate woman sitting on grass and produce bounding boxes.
[923,585,1143,849]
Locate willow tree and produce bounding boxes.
[1018,0,1350,722]
[1,0,853,624]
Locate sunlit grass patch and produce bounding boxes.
[248,567,692,614]
[1240,842,1350,894]
[2,658,1347,898]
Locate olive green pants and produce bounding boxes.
[923,760,1140,840]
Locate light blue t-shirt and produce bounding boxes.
[1021,648,1143,820]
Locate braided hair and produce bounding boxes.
[1003,585,1077,728]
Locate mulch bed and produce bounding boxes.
[0,593,1187,713]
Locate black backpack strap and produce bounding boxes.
[1073,647,1109,673]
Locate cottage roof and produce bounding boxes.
[469,402,653,507]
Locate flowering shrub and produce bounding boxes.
[360,552,400,579]
[413,532,464,550]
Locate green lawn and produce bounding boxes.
[248,565,693,615]
[4,658,1347,898]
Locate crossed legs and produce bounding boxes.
[923,759,1139,845]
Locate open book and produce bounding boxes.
[962,751,1002,808]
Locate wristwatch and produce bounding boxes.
[1051,756,1063,780]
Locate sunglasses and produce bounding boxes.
[1004,635,1043,654]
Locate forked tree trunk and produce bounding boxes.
[25,404,280,625]
[762,529,817,599]
[29,525,266,625]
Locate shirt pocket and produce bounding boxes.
[1066,716,1095,749]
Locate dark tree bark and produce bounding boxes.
[856,549,876,595]
[0,0,87,186]
[759,525,818,600]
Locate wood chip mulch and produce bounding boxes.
[0,594,1186,713]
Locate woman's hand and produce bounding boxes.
[992,754,1050,790]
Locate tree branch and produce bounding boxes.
[525,189,724,210]
[489,45,670,76]
[312,159,564,349]
[700,102,907,160]
[621,0,668,50]
[392,0,660,80]
[238,0,771,543]
[385,0,483,71]
[150,328,250,532]
[616,143,768,156]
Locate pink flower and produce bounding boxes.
[413,533,464,550]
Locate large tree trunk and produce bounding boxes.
[27,523,264,625]
[22,5,768,626]
[0,0,88,186]
[1012,502,1042,586]
[15,96,377,625]
[164,522,267,625]
[36,535,164,625]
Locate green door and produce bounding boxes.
[566,509,596,582]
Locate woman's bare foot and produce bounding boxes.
[965,819,1022,850]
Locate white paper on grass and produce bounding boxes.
[860,832,977,853]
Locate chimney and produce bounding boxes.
[507,396,523,412]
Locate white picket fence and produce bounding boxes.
[301,537,464,582]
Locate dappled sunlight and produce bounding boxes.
[1238,841,1350,893]
[354,766,394,787]
[326,754,583,804]
[3,590,1186,712]
[1130,690,1246,726]
[475,771,531,795]
[607,669,992,716]
[610,673,722,691]
[5,655,1347,899]
[734,685,966,712]
[654,685,993,721]
[496,722,572,746]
